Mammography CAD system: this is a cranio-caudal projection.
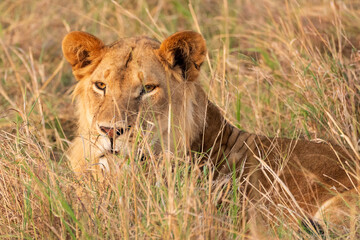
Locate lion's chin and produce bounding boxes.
[96,152,129,175]
[93,134,150,174]
[97,150,147,175]
[98,156,110,173]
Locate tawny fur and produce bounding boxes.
[62,30,359,233]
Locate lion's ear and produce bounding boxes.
[158,31,207,82]
[62,31,105,80]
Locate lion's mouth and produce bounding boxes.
[110,149,119,155]
[98,150,120,159]
[109,138,116,152]
[97,152,147,174]
[98,151,146,162]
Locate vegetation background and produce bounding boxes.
[1,0,360,239]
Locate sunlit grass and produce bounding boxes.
[1,0,360,238]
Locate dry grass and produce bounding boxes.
[1,0,360,239]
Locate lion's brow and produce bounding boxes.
[125,47,134,68]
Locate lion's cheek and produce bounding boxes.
[86,109,94,128]
[114,139,131,155]
[96,136,112,152]
[86,94,102,129]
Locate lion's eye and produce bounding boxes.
[144,85,157,92]
[139,84,158,97]
[95,82,106,90]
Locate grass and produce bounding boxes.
[1,0,360,239]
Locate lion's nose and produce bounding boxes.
[99,126,126,138]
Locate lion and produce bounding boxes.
[62,30,359,236]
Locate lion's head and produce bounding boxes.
[62,31,208,172]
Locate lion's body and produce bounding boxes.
[192,99,356,216]
[63,31,359,234]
